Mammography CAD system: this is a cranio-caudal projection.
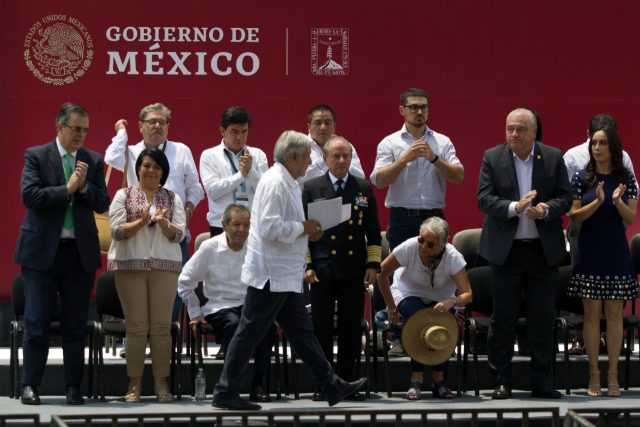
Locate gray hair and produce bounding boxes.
[508,108,537,129]
[222,203,250,225]
[273,130,310,164]
[419,217,449,245]
[322,135,353,155]
[139,102,172,122]
[55,102,88,126]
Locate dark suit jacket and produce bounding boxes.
[14,141,110,273]
[477,142,572,266]
[302,173,382,280]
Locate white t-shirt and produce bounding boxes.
[390,240,466,306]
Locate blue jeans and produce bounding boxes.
[397,296,448,373]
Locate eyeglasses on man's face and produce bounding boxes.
[141,119,169,127]
[404,104,429,114]
[61,122,90,135]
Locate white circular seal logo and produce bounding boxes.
[23,15,93,86]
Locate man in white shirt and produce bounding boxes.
[300,104,364,184]
[199,107,268,236]
[212,130,367,410]
[178,204,275,403]
[371,88,464,250]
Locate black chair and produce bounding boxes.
[553,265,585,395]
[9,274,98,399]
[451,228,488,270]
[95,271,182,401]
[368,231,393,397]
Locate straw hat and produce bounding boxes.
[401,307,458,366]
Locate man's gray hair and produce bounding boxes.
[419,216,449,245]
[274,130,310,164]
[508,108,537,129]
[139,102,171,122]
[322,135,353,155]
[222,203,250,225]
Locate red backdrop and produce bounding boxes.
[1,0,639,298]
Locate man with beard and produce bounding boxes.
[370,88,464,251]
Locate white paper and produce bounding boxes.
[307,197,352,230]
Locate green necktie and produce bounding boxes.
[63,153,74,229]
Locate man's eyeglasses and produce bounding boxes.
[417,236,437,249]
[142,119,168,127]
[404,104,429,114]
[61,123,90,135]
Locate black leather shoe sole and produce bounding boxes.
[212,397,261,410]
[327,378,367,407]
[21,387,41,405]
[20,396,41,405]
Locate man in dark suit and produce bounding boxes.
[302,136,381,400]
[477,108,572,400]
[14,102,109,405]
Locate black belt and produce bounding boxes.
[59,238,76,244]
[391,207,443,217]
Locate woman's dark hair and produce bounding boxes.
[135,148,170,187]
[526,107,543,142]
[584,126,627,186]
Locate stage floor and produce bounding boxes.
[2,346,640,426]
[2,387,640,425]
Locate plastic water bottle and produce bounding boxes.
[195,368,206,401]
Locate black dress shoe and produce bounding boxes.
[344,391,366,401]
[212,394,261,410]
[66,386,85,405]
[531,386,562,399]
[21,385,41,405]
[312,389,325,401]
[249,386,271,403]
[327,377,367,407]
[491,385,512,400]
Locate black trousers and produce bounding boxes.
[21,241,94,387]
[205,306,276,386]
[487,240,558,389]
[387,208,444,251]
[310,277,364,381]
[214,282,353,399]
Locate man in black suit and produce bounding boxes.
[302,136,381,400]
[13,103,109,405]
[477,108,572,400]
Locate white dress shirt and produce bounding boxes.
[563,140,635,180]
[370,124,462,209]
[56,138,81,239]
[178,233,249,319]
[199,141,268,227]
[105,128,204,210]
[508,146,539,240]
[299,136,364,184]
[241,162,307,293]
